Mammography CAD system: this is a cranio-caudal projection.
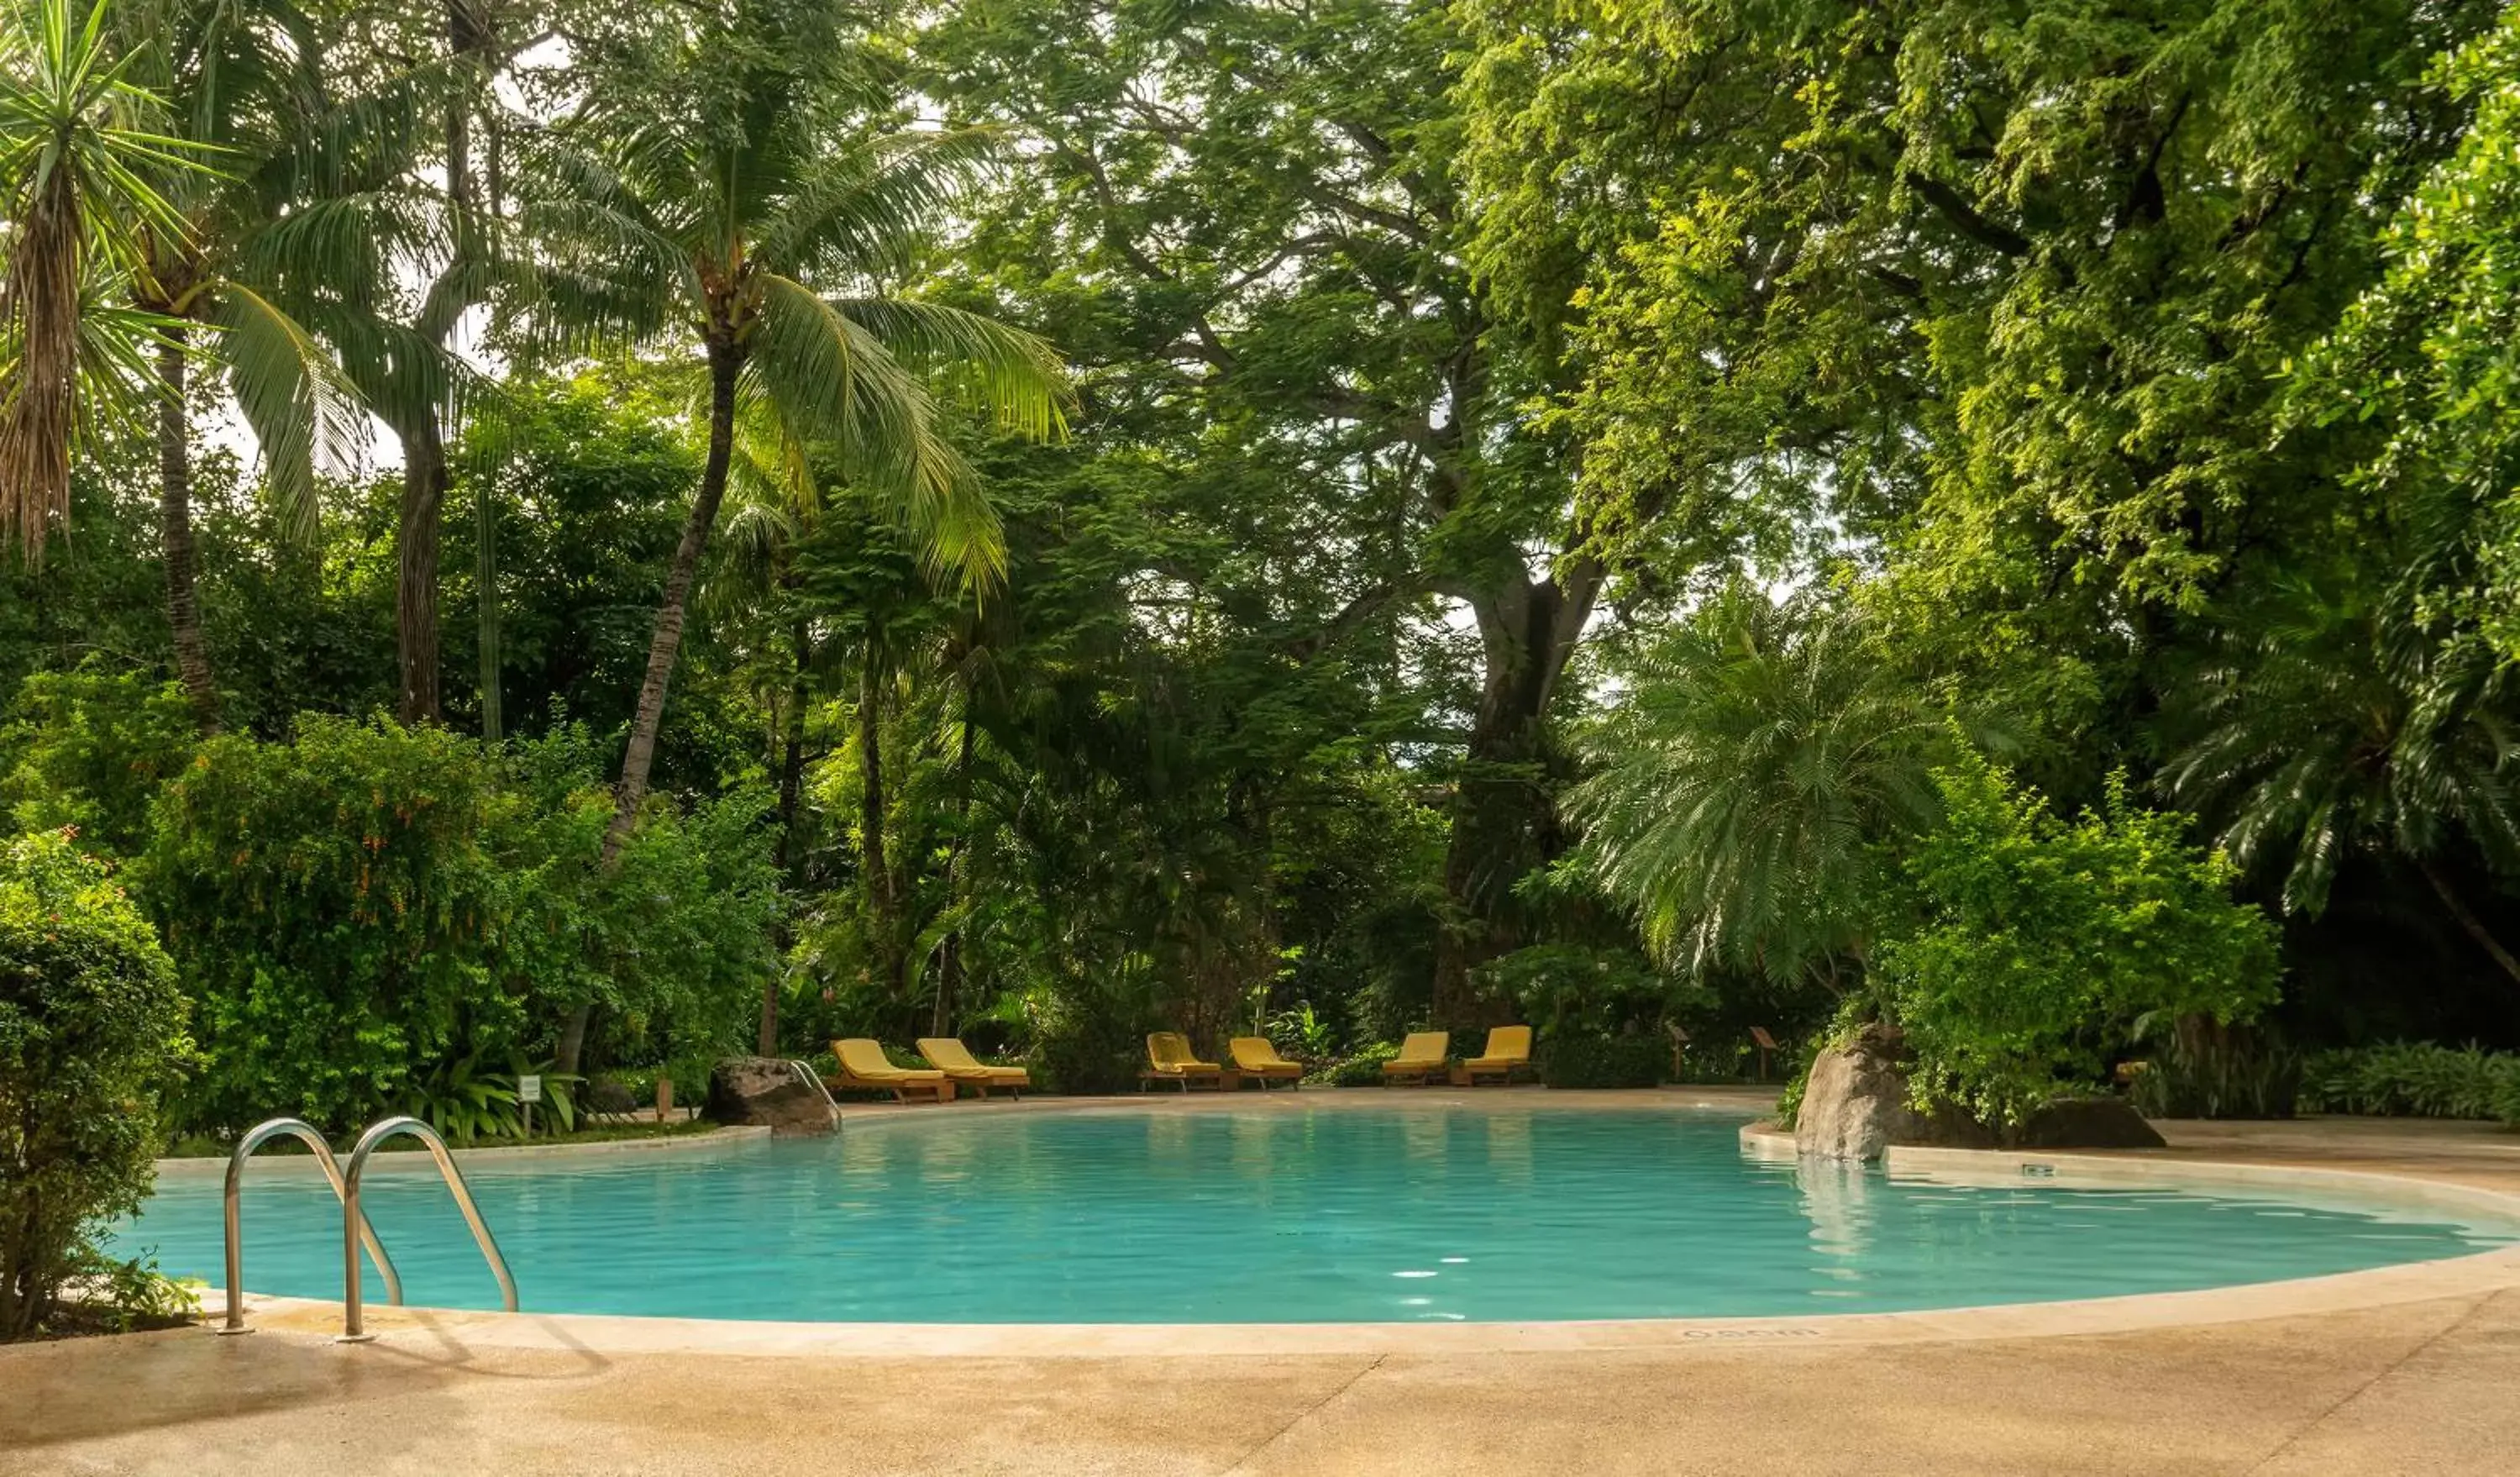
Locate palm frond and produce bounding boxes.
[831,297,1069,441]
[212,281,367,541]
[752,271,1006,589]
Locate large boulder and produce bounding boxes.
[2012,1096,2166,1149]
[1795,1023,1926,1161]
[705,1056,838,1137]
[1793,1023,2165,1157]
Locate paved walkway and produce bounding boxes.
[9,1100,2520,1475]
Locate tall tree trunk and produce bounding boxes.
[570,347,739,1079]
[1429,561,1601,1023]
[476,471,501,740]
[761,611,811,1056]
[603,346,742,870]
[396,0,488,731]
[155,332,219,735]
[396,418,446,724]
[2419,857,2520,989]
[930,670,975,1038]
[858,648,905,1001]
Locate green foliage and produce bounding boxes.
[0,830,195,1338]
[2299,5,2520,669]
[1267,1001,1337,1063]
[140,716,529,1134]
[1875,752,2283,1131]
[1565,590,1950,988]
[1474,943,1699,1040]
[1324,1041,1401,1087]
[2128,1016,2302,1122]
[1541,1033,1666,1089]
[2299,1043,2520,1125]
[140,717,779,1138]
[0,668,197,855]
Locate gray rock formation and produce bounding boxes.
[1794,1023,1924,1161]
[1793,1023,2165,1157]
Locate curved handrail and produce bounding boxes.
[339,1115,519,1340]
[787,1059,842,1119]
[221,1117,402,1334]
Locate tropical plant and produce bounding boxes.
[111,0,372,734]
[0,665,196,854]
[2299,1042,2520,1125]
[522,2,1063,856]
[2161,586,2520,986]
[0,0,210,560]
[0,828,195,1338]
[1564,588,1950,990]
[1875,753,2284,1133]
[399,1053,580,1143]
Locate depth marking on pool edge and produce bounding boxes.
[1680,1327,1824,1339]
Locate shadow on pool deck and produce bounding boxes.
[9,1107,2520,1476]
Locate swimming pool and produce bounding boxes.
[121,1105,2520,1324]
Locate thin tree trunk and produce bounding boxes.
[761,612,810,1056]
[155,332,218,735]
[571,350,738,1080]
[396,419,446,724]
[2419,858,2520,989]
[477,471,501,740]
[603,347,742,869]
[858,648,903,1000]
[930,671,975,1038]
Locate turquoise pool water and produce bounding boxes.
[119,1107,2517,1323]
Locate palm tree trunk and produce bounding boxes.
[605,348,742,865]
[396,419,446,724]
[2418,858,2520,989]
[574,352,741,1077]
[155,332,219,735]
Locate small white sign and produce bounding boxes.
[517,1074,543,1104]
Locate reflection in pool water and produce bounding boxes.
[117,1107,2517,1324]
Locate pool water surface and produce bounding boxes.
[120,1106,2519,1323]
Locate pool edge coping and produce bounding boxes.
[192,1101,2520,1358]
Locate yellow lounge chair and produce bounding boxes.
[1382,1030,1452,1085]
[1229,1037,1304,1089]
[827,1038,954,1103]
[917,1037,1030,1098]
[1462,1025,1532,1085]
[1142,1032,1226,1091]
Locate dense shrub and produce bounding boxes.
[1477,943,1704,1039]
[2128,1016,2302,1120]
[1874,754,2283,1132]
[2300,1043,2520,1124]
[0,670,197,858]
[1323,1041,1399,1085]
[1541,1032,1667,1088]
[0,831,195,1338]
[139,717,779,1138]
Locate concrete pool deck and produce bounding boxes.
[9,1090,2520,1474]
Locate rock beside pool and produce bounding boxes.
[2009,1096,2166,1149]
[1796,1023,1924,1161]
[1795,1025,2166,1157]
[705,1056,838,1136]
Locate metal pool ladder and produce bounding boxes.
[219,1114,520,1342]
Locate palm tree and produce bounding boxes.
[0,0,207,560]
[2162,585,2520,986]
[522,4,1065,1067]
[1564,586,1951,990]
[114,0,365,733]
